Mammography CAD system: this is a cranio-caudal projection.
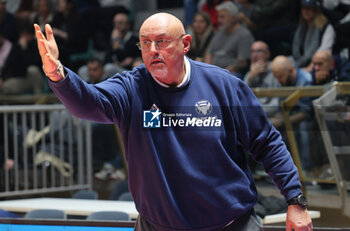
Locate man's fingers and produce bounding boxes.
[34,25,46,43]
[34,24,48,57]
[34,24,42,33]
[45,24,59,59]
[45,24,56,43]
[37,38,49,57]
[42,53,57,74]
[286,221,292,231]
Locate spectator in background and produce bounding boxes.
[250,0,299,58]
[89,0,130,52]
[309,49,350,181]
[0,0,18,43]
[205,1,254,78]
[319,0,350,59]
[13,0,35,22]
[77,58,121,83]
[104,12,140,71]
[311,50,350,85]
[85,58,106,84]
[270,55,314,174]
[31,0,56,32]
[244,41,279,117]
[76,58,126,181]
[235,0,255,29]
[292,0,335,71]
[0,27,44,94]
[50,0,89,70]
[201,0,229,30]
[187,11,214,62]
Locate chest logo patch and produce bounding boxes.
[195,100,212,116]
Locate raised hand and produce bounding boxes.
[34,24,64,82]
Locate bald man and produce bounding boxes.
[270,55,313,127]
[311,50,350,85]
[35,13,312,231]
[271,55,314,175]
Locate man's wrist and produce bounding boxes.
[43,60,65,81]
[287,194,308,209]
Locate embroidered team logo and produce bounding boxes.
[143,109,162,128]
[195,100,212,116]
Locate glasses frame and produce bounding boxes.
[136,34,185,51]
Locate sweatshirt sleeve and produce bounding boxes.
[233,80,302,201]
[48,67,131,127]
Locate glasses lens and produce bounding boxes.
[156,39,170,49]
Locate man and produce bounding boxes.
[77,58,111,83]
[244,41,279,117]
[35,12,312,231]
[311,49,350,85]
[0,27,43,94]
[104,12,140,71]
[86,58,105,84]
[270,55,314,174]
[205,1,254,78]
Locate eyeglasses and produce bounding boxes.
[136,34,185,51]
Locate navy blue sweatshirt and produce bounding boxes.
[49,59,301,231]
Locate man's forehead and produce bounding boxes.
[140,13,184,36]
[140,32,169,39]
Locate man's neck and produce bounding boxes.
[167,66,186,87]
[154,58,188,88]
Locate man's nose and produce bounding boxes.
[150,41,158,51]
[149,42,159,54]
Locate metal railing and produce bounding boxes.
[252,82,350,217]
[313,82,350,217]
[252,85,329,192]
[0,104,92,198]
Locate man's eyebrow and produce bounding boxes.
[140,33,168,38]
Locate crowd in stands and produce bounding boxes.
[0,0,139,96]
[185,0,350,181]
[1,0,350,189]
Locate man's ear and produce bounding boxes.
[183,34,192,54]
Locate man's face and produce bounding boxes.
[273,69,293,86]
[312,54,332,73]
[140,33,185,81]
[312,53,333,84]
[217,10,235,31]
[139,17,189,83]
[87,61,104,84]
[250,43,269,63]
[113,14,129,34]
